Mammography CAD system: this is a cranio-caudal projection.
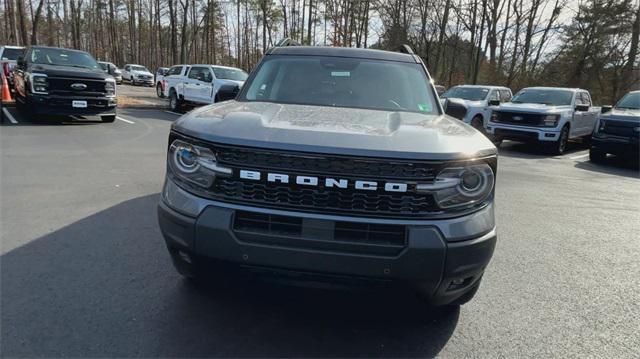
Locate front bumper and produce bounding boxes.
[591,134,639,156]
[132,78,153,86]
[158,179,497,304]
[487,122,560,142]
[26,93,117,116]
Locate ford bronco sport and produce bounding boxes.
[158,44,498,306]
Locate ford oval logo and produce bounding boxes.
[513,116,523,121]
[70,83,87,90]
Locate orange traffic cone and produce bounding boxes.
[1,73,12,103]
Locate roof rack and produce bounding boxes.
[397,44,415,55]
[275,38,301,47]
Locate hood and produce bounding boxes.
[440,98,485,107]
[497,102,571,114]
[216,79,245,88]
[601,107,640,122]
[132,70,153,76]
[113,69,122,75]
[29,64,110,80]
[172,101,497,161]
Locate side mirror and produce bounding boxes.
[488,99,500,106]
[443,98,468,121]
[216,84,240,102]
[600,105,612,114]
[575,104,589,112]
[17,56,26,68]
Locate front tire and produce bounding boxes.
[101,115,116,123]
[169,91,182,112]
[156,83,164,98]
[589,147,607,163]
[547,125,569,155]
[470,115,485,134]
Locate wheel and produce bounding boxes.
[15,96,33,121]
[101,115,116,123]
[589,147,607,163]
[470,115,485,134]
[547,125,569,155]
[492,136,503,148]
[169,90,182,112]
[156,83,164,98]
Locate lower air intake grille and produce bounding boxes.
[233,211,407,255]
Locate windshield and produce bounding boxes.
[131,65,149,72]
[30,48,100,69]
[212,67,248,81]
[442,86,490,101]
[242,55,438,114]
[615,92,640,110]
[511,89,573,106]
[1,47,24,60]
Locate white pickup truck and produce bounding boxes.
[166,64,248,112]
[440,85,513,132]
[487,87,600,154]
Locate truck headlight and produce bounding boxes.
[30,73,48,94]
[417,163,495,209]
[105,79,116,96]
[490,112,499,122]
[168,140,232,189]
[543,114,560,127]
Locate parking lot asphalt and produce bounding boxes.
[1,106,639,357]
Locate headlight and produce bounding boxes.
[168,139,232,188]
[417,163,495,209]
[30,73,48,94]
[490,112,499,122]
[105,79,116,96]
[543,114,560,127]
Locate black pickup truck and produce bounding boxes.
[12,46,117,122]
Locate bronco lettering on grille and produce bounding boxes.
[239,170,408,193]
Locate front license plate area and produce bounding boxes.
[72,100,88,108]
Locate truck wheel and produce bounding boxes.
[471,115,485,134]
[547,125,569,155]
[101,115,116,123]
[156,83,164,98]
[589,148,607,163]
[169,91,182,112]
[15,97,33,121]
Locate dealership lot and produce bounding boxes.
[1,107,639,357]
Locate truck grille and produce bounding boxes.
[48,77,107,97]
[493,111,544,126]
[176,140,452,218]
[601,119,638,137]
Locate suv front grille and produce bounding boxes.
[170,135,493,218]
[212,179,437,217]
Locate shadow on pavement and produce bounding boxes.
[574,156,640,179]
[498,140,589,159]
[1,105,107,126]
[1,194,459,357]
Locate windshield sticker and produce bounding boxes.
[418,103,431,112]
[331,71,350,77]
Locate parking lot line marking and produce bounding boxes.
[163,111,182,116]
[2,107,18,124]
[116,116,135,124]
[570,153,590,160]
